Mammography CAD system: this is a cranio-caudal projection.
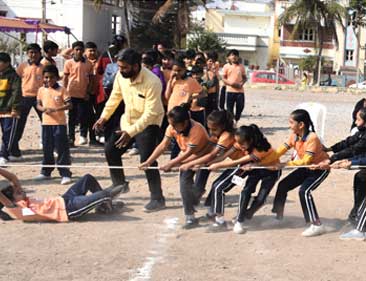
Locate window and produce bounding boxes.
[299,29,314,41]
[346,50,354,61]
[111,15,121,35]
[278,28,281,37]
[0,10,7,17]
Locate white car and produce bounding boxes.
[349,80,366,88]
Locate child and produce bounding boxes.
[15,43,44,157]
[318,107,366,224]
[222,49,247,122]
[63,41,93,147]
[184,49,196,76]
[41,40,59,66]
[35,65,72,185]
[272,109,330,237]
[139,104,211,229]
[203,51,220,117]
[0,168,123,222]
[207,125,280,234]
[190,65,207,125]
[0,52,22,165]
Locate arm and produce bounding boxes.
[209,154,252,170]
[9,73,22,116]
[161,145,199,172]
[165,76,175,102]
[0,168,22,193]
[180,144,221,169]
[139,136,170,169]
[208,146,236,165]
[329,134,359,153]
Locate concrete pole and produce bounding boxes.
[41,0,47,45]
[356,27,361,88]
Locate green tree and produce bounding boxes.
[187,25,226,53]
[278,0,347,85]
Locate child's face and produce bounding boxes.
[43,72,58,88]
[172,65,186,80]
[162,58,172,69]
[49,47,58,57]
[289,116,304,135]
[169,118,188,134]
[184,57,193,67]
[235,135,250,151]
[192,72,203,81]
[355,111,365,127]
[27,49,41,63]
[228,54,238,64]
[85,48,97,60]
[206,59,214,69]
[73,46,84,59]
[207,120,223,138]
[0,61,9,72]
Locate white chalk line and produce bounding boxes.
[128,217,179,281]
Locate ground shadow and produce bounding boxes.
[261,126,289,136]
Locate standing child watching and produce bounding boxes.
[0,53,22,165]
[41,40,59,66]
[207,124,280,234]
[272,109,330,237]
[139,104,211,229]
[35,65,72,185]
[63,41,93,147]
[222,49,246,123]
[203,51,220,117]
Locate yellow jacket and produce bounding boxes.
[101,67,164,138]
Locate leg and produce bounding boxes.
[135,125,163,200]
[87,96,97,142]
[356,198,366,232]
[349,170,366,222]
[272,168,307,218]
[170,138,180,160]
[193,169,210,203]
[78,99,89,139]
[298,169,329,224]
[62,174,103,200]
[179,170,196,215]
[219,86,226,110]
[13,97,33,154]
[0,118,18,159]
[68,98,79,143]
[226,92,235,118]
[41,126,55,176]
[235,93,245,121]
[54,125,72,177]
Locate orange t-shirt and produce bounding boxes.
[167,77,202,112]
[4,197,69,222]
[16,62,44,97]
[63,58,93,99]
[232,143,278,165]
[209,131,235,151]
[37,85,70,125]
[40,57,56,66]
[222,63,246,93]
[165,120,209,153]
[285,132,329,164]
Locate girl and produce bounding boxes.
[139,104,211,229]
[272,109,330,237]
[207,125,280,234]
[203,51,220,117]
[180,110,236,204]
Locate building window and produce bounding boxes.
[0,10,7,16]
[299,29,314,41]
[111,15,121,35]
[104,0,116,5]
[278,28,281,38]
[346,50,354,61]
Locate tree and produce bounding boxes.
[278,0,347,85]
[187,25,226,53]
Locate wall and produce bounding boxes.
[224,15,271,36]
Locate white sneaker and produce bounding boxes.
[233,222,246,234]
[60,177,72,185]
[128,147,139,156]
[33,174,51,181]
[0,157,8,166]
[99,136,105,144]
[8,155,23,162]
[339,229,366,241]
[301,224,326,237]
[79,136,87,145]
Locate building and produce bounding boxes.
[0,0,127,50]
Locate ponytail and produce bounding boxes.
[290,109,315,133]
[235,124,271,152]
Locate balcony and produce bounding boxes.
[215,33,258,51]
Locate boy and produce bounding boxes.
[41,40,59,66]
[0,53,22,165]
[0,168,124,222]
[15,43,44,157]
[63,41,93,147]
[222,49,247,122]
[35,65,72,185]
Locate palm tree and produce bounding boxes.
[278,0,347,85]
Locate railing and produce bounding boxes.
[215,32,257,46]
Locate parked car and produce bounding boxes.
[251,71,295,85]
[349,80,366,89]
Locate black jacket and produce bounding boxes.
[0,66,21,114]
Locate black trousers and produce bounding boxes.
[104,125,163,200]
[205,93,218,118]
[349,169,366,221]
[68,97,89,142]
[272,168,329,223]
[226,92,245,121]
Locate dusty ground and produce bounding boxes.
[0,88,365,281]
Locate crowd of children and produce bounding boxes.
[1,39,366,241]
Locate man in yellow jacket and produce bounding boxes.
[94,48,165,212]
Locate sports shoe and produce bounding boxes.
[105,182,129,198]
[8,155,23,162]
[99,136,105,144]
[143,198,166,212]
[79,136,87,145]
[199,213,216,223]
[182,217,199,230]
[95,200,113,214]
[301,224,326,237]
[60,177,72,185]
[33,174,51,181]
[206,222,228,233]
[339,229,366,241]
[233,222,246,234]
[128,147,139,156]
[0,157,8,166]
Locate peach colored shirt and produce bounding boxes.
[63,58,93,99]
[167,77,202,112]
[16,62,44,97]
[222,63,246,93]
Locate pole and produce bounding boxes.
[41,0,47,45]
[356,26,361,88]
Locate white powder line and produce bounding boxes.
[129,217,179,281]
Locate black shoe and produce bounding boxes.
[182,218,199,230]
[95,200,113,214]
[206,222,228,233]
[112,200,125,211]
[144,198,166,213]
[199,213,216,223]
[105,182,129,197]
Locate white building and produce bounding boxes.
[0,0,127,50]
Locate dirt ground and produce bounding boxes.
[0,88,365,281]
